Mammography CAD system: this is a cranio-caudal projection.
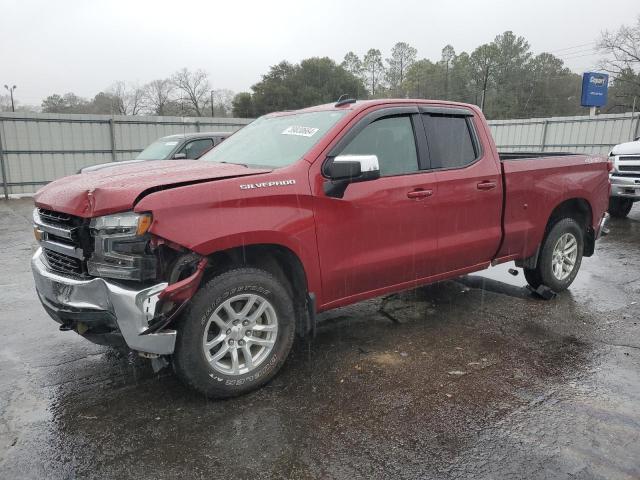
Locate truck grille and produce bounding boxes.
[43,248,86,276]
[618,156,640,175]
[38,208,81,228]
[35,208,92,277]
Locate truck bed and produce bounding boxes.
[498,151,577,161]
[496,153,610,262]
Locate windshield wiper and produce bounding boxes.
[218,161,249,168]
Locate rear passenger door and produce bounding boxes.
[421,108,503,273]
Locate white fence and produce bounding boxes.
[0,112,252,197]
[1,110,639,198]
[488,112,640,156]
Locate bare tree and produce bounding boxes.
[128,84,145,115]
[108,82,129,115]
[171,68,211,116]
[0,94,12,112]
[144,79,174,115]
[210,88,235,117]
[108,82,145,115]
[598,16,640,105]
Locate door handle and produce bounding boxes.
[407,189,433,199]
[477,181,497,191]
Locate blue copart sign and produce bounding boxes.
[581,72,609,107]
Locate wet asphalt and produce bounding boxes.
[0,197,639,480]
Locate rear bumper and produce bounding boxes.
[31,248,176,355]
[610,175,640,199]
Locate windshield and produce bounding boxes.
[136,138,181,160]
[200,110,346,168]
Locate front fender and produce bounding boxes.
[134,166,322,297]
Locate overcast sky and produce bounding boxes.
[1,0,638,106]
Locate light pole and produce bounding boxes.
[210,90,215,117]
[4,84,16,112]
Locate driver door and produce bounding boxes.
[313,108,439,305]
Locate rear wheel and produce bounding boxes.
[173,268,296,398]
[608,197,633,218]
[524,218,584,292]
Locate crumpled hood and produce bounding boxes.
[34,160,270,217]
[611,140,640,156]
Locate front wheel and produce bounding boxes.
[608,197,633,218]
[524,218,584,293]
[173,268,296,398]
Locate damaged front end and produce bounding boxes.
[31,207,207,356]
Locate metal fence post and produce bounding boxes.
[108,118,117,162]
[634,113,640,141]
[0,120,8,200]
[540,120,549,152]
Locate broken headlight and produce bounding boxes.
[87,212,157,281]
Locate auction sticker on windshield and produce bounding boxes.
[282,126,319,137]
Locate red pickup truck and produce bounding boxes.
[31,99,610,397]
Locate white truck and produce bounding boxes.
[609,136,640,218]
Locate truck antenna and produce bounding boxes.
[335,95,357,107]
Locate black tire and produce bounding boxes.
[523,218,584,293]
[608,197,633,218]
[173,268,296,398]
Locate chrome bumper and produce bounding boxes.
[610,175,640,199]
[31,248,176,355]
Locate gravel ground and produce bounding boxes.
[1,197,639,480]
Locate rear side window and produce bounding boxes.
[340,116,419,176]
[423,115,477,169]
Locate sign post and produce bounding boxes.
[581,72,609,116]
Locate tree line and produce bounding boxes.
[0,68,236,117]
[233,20,640,120]
[2,18,638,120]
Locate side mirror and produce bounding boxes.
[324,154,380,198]
[173,152,187,160]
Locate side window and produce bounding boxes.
[424,115,477,169]
[340,116,419,177]
[179,138,214,159]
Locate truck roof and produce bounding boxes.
[265,98,480,118]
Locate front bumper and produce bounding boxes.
[31,248,175,355]
[610,175,640,199]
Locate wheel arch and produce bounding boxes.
[546,197,594,257]
[517,197,594,269]
[204,243,314,336]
